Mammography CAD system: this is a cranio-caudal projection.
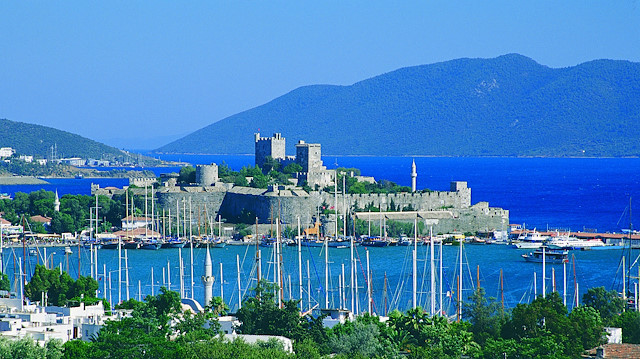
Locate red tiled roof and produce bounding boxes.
[121,216,151,221]
[586,343,640,358]
[30,215,52,223]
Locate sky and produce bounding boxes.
[1,1,639,150]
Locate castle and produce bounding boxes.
[93,133,509,235]
[254,132,335,188]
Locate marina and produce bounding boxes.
[1,234,635,316]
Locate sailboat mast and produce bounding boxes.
[343,176,346,238]
[325,226,329,309]
[412,218,417,309]
[439,237,443,315]
[458,238,463,320]
[542,246,546,298]
[350,220,355,313]
[430,226,435,316]
[190,198,194,299]
[236,254,242,310]
[176,200,180,239]
[366,249,372,313]
[563,260,567,305]
[298,216,303,310]
[220,262,224,304]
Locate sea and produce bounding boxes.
[2,155,640,314]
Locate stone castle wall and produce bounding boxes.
[152,181,501,235]
[319,181,471,214]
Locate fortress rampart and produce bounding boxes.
[146,180,503,234]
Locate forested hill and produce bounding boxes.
[156,54,640,157]
[0,118,136,162]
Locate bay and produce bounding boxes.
[2,155,639,314]
[2,242,628,315]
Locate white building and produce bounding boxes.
[0,147,15,158]
[59,157,86,166]
[121,216,151,230]
[18,155,33,163]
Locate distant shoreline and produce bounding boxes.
[0,176,50,185]
[149,152,640,159]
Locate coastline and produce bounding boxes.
[0,176,49,185]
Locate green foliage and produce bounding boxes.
[182,337,293,358]
[328,321,382,357]
[24,265,99,306]
[236,280,329,353]
[387,307,480,358]
[157,55,640,157]
[236,281,302,338]
[612,310,640,343]
[582,286,625,325]
[207,296,229,317]
[178,166,196,184]
[261,156,281,173]
[500,292,606,358]
[0,336,62,359]
[0,272,9,291]
[463,288,505,345]
[61,340,90,359]
[283,163,303,175]
[2,190,125,234]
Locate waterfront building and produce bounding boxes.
[121,216,151,231]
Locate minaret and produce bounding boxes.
[202,246,214,307]
[411,159,417,193]
[54,190,60,212]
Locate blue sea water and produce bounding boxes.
[2,242,630,315]
[2,155,639,313]
[153,155,640,233]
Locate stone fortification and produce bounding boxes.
[196,164,218,187]
[151,181,491,235]
[353,202,508,235]
[155,185,227,222]
[320,181,471,214]
[254,133,286,168]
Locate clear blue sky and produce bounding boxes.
[1,1,638,149]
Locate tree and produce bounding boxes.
[24,265,99,306]
[178,166,196,184]
[500,291,604,358]
[0,272,9,291]
[329,321,382,357]
[582,286,624,325]
[262,156,281,173]
[236,281,301,338]
[612,311,640,343]
[387,307,479,358]
[463,288,505,345]
[568,305,606,350]
[283,163,302,175]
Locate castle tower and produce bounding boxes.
[254,133,286,169]
[201,246,214,307]
[411,159,417,193]
[54,190,60,212]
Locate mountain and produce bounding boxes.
[0,118,140,162]
[156,54,640,157]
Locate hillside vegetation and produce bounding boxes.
[156,54,640,157]
[0,118,137,162]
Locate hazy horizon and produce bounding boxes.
[1,2,639,150]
